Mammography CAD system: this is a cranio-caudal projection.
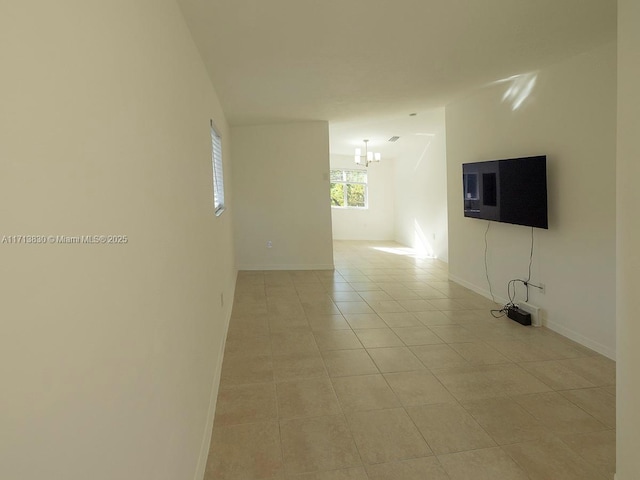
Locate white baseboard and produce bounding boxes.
[448,274,616,360]
[193,275,236,480]
[544,318,616,360]
[448,274,504,305]
[237,263,335,271]
[193,340,225,480]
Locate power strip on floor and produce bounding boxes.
[507,306,532,326]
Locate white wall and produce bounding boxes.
[330,154,395,241]
[617,0,640,477]
[232,122,334,270]
[0,2,235,479]
[446,43,617,358]
[394,110,449,261]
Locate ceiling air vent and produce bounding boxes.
[388,136,400,142]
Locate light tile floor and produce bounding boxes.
[205,241,616,480]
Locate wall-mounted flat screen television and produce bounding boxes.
[463,155,548,229]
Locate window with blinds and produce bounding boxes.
[330,169,368,208]
[211,122,225,216]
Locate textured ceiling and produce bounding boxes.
[177,0,616,156]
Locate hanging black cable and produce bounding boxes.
[525,226,534,301]
[484,221,495,303]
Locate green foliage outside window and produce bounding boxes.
[330,169,367,208]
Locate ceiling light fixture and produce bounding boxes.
[354,139,381,167]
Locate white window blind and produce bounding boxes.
[211,122,225,216]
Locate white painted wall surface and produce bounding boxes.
[0,2,236,479]
[616,0,640,477]
[394,110,449,261]
[330,154,395,241]
[446,43,617,358]
[232,122,334,270]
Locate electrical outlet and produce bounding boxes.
[539,283,545,294]
[266,240,273,248]
[220,293,224,308]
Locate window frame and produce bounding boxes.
[330,168,369,209]
[211,120,225,216]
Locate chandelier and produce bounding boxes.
[354,139,381,167]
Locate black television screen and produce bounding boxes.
[463,155,548,229]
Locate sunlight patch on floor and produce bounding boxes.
[371,245,436,259]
